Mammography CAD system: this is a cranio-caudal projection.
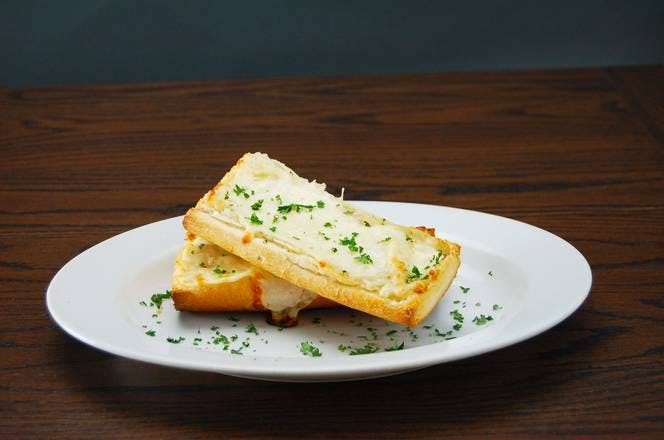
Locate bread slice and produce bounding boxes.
[172,233,337,326]
[183,152,461,327]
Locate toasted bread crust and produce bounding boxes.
[172,281,337,312]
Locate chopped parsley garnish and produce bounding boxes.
[459,286,470,293]
[145,330,156,337]
[406,266,428,283]
[453,300,460,304]
[339,232,373,263]
[150,290,172,309]
[210,325,220,331]
[385,341,405,352]
[250,199,263,211]
[453,323,462,331]
[213,266,226,275]
[405,234,413,242]
[317,200,325,208]
[300,341,322,357]
[386,330,397,336]
[380,237,392,243]
[406,266,421,283]
[434,328,452,337]
[269,226,277,232]
[331,247,337,253]
[277,203,315,214]
[233,184,250,198]
[228,316,239,322]
[198,243,206,249]
[275,194,283,204]
[363,221,371,227]
[324,222,333,228]
[429,250,444,266]
[340,232,359,252]
[488,270,494,276]
[337,344,348,352]
[245,323,258,335]
[350,344,378,355]
[343,210,354,215]
[473,315,494,325]
[199,262,207,268]
[493,304,502,311]
[450,309,464,323]
[166,336,185,344]
[249,213,263,225]
[139,301,147,306]
[224,192,230,200]
[231,349,243,355]
[212,334,229,346]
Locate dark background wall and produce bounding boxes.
[2,0,662,86]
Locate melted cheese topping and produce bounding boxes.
[259,274,318,319]
[177,236,253,285]
[177,236,317,317]
[203,153,448,302]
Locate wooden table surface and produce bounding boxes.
[1,66,663,439]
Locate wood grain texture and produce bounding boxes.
[1,66,663,439]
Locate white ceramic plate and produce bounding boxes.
[47,201,591,382]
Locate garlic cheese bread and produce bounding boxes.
[183,153,461,327]
[172,233,337,326]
